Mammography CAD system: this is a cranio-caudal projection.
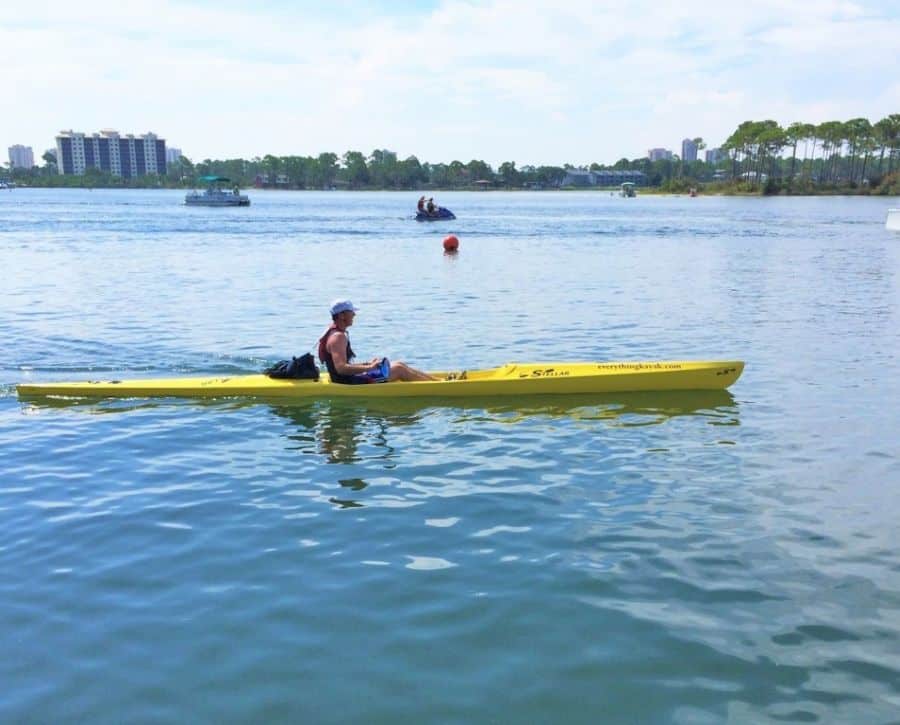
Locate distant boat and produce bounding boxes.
[620,182,636,198]
[415,206,456,221]
[185,176,250,207]
[887,209,900,231]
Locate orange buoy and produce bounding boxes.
[443,234,459,251]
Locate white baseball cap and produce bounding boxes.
[330,299,359,316]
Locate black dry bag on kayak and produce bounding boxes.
[264,353,320,380]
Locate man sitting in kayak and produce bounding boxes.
[318,299,435,384]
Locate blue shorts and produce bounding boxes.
[347,358,390,385]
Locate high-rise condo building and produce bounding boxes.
[8,145,35,169]
[705,148,725,164]
[648,148,673,161]
[166,147,183,163]
[55,130,167,177]
[681,138,698,162]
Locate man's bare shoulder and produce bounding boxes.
[326,329,347,347]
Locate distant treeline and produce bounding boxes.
[721,115,900,194]
[6,115,899,195]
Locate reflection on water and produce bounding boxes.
[19,388,739,425]
[272,400,421,465]
[332,478,367,509]
[264,390,740,507]
[448,389,740,428]
[272,389,739,454]
[270,388,738,426]
[16,390,740,511]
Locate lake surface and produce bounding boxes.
[2,188,899,723]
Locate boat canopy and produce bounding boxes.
[199,175,232,183]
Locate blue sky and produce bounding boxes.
[4,0,899,167]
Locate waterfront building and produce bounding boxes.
[648,148,673,162]
[8,145,35,169]
[55,129,167,177]
[595,169,646,186]
[560,168,595,187]
[560,168,647,188]
[166,147,182,164]
[681,138,698,162]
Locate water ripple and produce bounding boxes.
[2,190,899,722]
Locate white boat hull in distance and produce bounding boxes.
[185,175,251,206]
[887,209,900,231]
[185,190,250,207]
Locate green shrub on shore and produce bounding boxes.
[873,172,900,195]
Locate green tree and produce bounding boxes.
[167,154,194,184]
[40,150,58,177]
[367,149,398,187]
[535,166,566,187]
[466,160,493,185]
[341,151,369,188]
[316,152,338,188]
[888,114,900,174]
[796,123,816,183]
[396,156,425,188]
[816,121,844,183]
[873,114,900,178]
[261,154,282,184]
[447,160,466,187]
[784,122,805,186]
[498,161,519,188]
[756,121,786,186]
[844,118,872,184]
[426,162,449,187]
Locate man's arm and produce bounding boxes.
[326,333,379,375]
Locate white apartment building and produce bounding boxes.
[55,130,167,177]
[8,145,35,169]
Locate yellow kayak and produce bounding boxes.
[17,360,743,400]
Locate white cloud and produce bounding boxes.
[3,0,898,166]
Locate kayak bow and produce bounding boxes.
[17,360,743,400]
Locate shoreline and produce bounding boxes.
[4,185,896,198]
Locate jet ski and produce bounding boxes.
[415,206,456,221]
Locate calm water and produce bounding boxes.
[2,189,899,723]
